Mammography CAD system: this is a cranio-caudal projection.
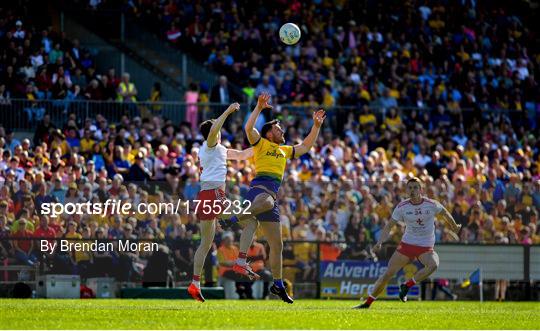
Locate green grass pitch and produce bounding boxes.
[0,299,538,329]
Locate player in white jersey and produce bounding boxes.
[188,102,255,302]
[355,177,461,309]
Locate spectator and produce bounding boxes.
[70,39,82,62]
[12,20,25,40]
[23,83,45,124]
[242,237,272,299]
[19,59,35,80]
[425,151,443,180]
[106,68,120,88]
[0,84,11,105]
[12,219,36,266]
[0,215,11,260]
[32,114,55,146]
[51,76,69,100]
[494,233,510,301]
[342,230,375,261]
[71,67,87,88]
[378,88,398,110]
[431,278,457,300]
[34,215,56,250]
[79,129,95,158]
[99,75,116,101]
[166,23,181,43]
[255,76,277,98]
[217,232,241,299]
[210,76,233,105]
[127,151,152,181]
[292,231,317,281]
[84,79,103,100]
[149,82,162,111]
[184,83,199,134]
[52,66,72,87]
[117,73,137,102]
[48,43,64,65]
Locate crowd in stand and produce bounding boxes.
[0,3,143,123]
[0,94,539,281]
[121,0,538,117]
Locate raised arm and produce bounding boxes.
[245,93,272,145]
[227,147,254,161]
[293,109,326,157]
[207,102,240,147]
[437,206,461,233]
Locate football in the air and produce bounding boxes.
[279,22,301,45]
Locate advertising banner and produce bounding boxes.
[320,260,420,299]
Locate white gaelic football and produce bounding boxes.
[279,23,301,45]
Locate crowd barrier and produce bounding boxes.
[0,99,533,132]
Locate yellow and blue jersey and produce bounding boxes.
[246,137,295,222]
[251,137,294,183]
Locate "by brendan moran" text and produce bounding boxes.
[40,240,159,254]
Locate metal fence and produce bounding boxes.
[0,98,533,132]
[0,99,221,131]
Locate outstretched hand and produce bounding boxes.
[313,109,326,128]
[256,92,272,110]
[226,102,240,114]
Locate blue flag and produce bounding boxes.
[461,268,481,288]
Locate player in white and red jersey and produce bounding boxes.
[355,177,461,309]
[187,102,255,302]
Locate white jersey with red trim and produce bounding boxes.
[199,141,227,190]
[390,197,443,247]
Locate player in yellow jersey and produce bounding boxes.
[220,93,325,303]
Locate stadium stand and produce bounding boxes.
[0,0,539,295]
[120,0,538,114]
